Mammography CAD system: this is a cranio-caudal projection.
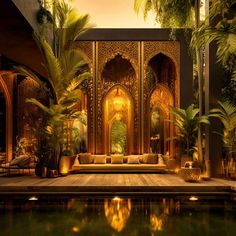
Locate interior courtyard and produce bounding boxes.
[0,0,236,235]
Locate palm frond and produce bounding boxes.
[26,98,51,115]
[33,33,63,98]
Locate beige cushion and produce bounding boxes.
[79,153,93,164]
[93,155,106,164]
[142,154,149,164]
[147,154,158,164]
[127,155,140,164]
[111,154,123,164]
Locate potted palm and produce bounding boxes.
[16,0,91,177]
[210,101,236,178]
[169,104,209,181]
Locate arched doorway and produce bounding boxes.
[144,52,176,157]
[0,91,6,153]
[0,72,13,162]
[103,86,133,155]
[149,85,174,156]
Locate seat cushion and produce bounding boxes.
[111,154,123,164]
[79,153,93,164]
[127,155,140,164]
[93,155,107,164]
[146,154,158,164]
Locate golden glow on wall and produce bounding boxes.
[104,86,133,154]
[113,88,125,112]
[104,197,131,232]
[70,0,159,28]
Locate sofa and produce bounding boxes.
[72,153,167,173]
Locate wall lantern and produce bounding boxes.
[113,88,124,112]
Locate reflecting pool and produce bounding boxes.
[0,195,235,236]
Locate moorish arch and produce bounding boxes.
[148,84,174,156]
[0,71,13,162]
[103,85,134,155]
[95,54,137,154]
[144,52,177,157]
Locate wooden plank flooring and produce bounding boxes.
[0,173,235,194]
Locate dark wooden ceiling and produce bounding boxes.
[0,0,46,77]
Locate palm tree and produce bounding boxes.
[16,0,92,169]
[169,104,210,158]
[210,101,236,155]
[192,0,236,80]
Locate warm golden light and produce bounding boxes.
[70,0,159,28]
[104,198,131,232]
[113,89,124,112]
[29,196,38,201]
[71,226,80,233]
[189,196,198,201]
[150,214,164,231]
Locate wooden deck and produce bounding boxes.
[0,173,236,195]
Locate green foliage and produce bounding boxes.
[169,104,210,156]
[15,136,27,156]
[210,101,236,148]
[134,0,194,28]
[111,120,127,154]
[15,0,91,169]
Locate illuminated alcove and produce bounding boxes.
[145,53,176,156]
[103,86,133,155]
[101,54,135,155]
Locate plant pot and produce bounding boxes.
[59,156,70,176]
[35,163,42,177]
[180,167,201,182]
[69,155,76,169]
[41,166,48,178]
[48,169,58,178]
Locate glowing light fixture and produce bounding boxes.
[189,196,198,201]
[29,196,38,201]
[113,88,124,112]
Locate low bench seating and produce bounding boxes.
[72,153,167,173]
[0,155,37,175]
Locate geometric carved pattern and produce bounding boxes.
[143,41,180,107]
[96,41,139,152]
[17,77,43,140]
[77,40,180,154]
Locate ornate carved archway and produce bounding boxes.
[103,85,134,155]
[147,84,174,156]
[0,71,13,162]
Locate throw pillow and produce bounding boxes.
[127,155,140,164]
[158,154,164,164]
[93,155,107,164]
[147,154,158,164]
[142,154,149,164]
[79,153,93,164]
[111,154,123,164]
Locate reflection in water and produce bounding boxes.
[0,196,235,236]
[150,198,181,232]
[104,197,131,232]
